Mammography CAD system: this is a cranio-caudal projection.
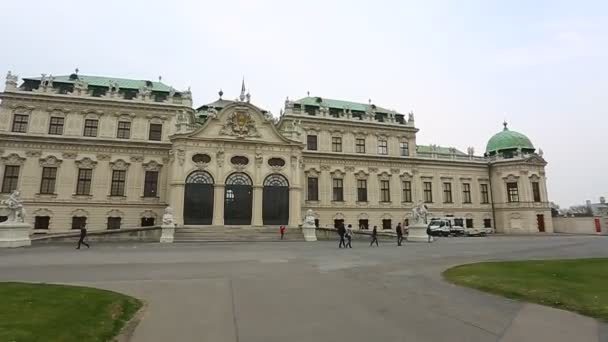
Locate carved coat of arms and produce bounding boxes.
[220,110,260,138]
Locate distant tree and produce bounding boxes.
[568,205,593,217]
[550,202,561,217]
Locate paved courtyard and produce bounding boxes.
[1,235,607,342]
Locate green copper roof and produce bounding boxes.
[23,74,174,92]
[485,123,534,153]
[294,96,395,113]
[417,145,466,155]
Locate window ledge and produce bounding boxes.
[35,193,58,199]
[107,195,127,200]
[72,194,93,199]
[331,200,345,203]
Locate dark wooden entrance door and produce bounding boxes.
[224,173,253,225]
[262,174,289,225]
[184,171,214,225]
[537,214,545,232]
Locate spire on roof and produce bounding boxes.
[75,68,79,74]
[307,91,310,97]
[239,78,246,101]
[219,89,224,99]
[503,121,508,131]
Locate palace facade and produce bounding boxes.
[0,71,553,234]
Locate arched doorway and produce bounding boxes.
[184,171,214,225]
[263,174,289,225]
[224,172,253,225]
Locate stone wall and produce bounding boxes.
[552,216,605,235]
[32,226,161,243]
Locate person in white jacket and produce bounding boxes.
[345,224,353,248]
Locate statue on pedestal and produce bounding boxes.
[303,209,316,226]
[0,190,26,223]
[162,206,175,226]
[412,201,429,225]
[301,209,317,242]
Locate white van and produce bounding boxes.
[427,217,465,236]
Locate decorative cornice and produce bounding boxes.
[39,155,63,167]
[1,153,26,165]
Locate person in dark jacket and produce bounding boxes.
[426,226,433,243]
[76,223,90,249]
[396,222,403,246]
[370,226,379,247]
[338,223,346,248]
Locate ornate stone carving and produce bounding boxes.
[320,165,331,172]
[130,155,144,163]
[219,110,260,138]
[345,166,355,172]
[96,154,111,161]
[143,160,162,172]
[216,147,225,167]
[1,153,26,165]
[162,206,175,226]
[368,167,379,173]
[61,152,77,159]
[378,171,391,181]
[0,190,26,223]
[331,169,345,178]
[176,149,185,166]
[305,168,320,177]
[110,159,130,170]
[75,157,97,169]
[5,71,18,90]
[290,156,298,169]
[390,168,400,174]
[355,170,368,179]
[39,155,62,167]
[25,150,42,158]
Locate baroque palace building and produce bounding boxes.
[0,71,553,234]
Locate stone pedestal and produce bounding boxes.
[0,222,32,248]
[301,224,317,242]
[160,225,175,243]
[407,224,433,242]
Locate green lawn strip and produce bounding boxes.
[443,258,608,321]
[0,282,142,342]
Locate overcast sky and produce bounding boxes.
[1,0,606,207]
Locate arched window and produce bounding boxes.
[226,172,252,186]
[264,174,289,187]
[186,171,214,184]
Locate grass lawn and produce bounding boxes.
[0,282,142,342]
[443,258,608,321]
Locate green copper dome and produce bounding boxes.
[485,122,535,154]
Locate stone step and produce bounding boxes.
[173,226,304,242]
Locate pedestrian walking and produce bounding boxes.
[427,226,433,243]
[279,225,286,240]
[370,225,379,247]
[338,223,346,248]
[396,222,403,246]
[345,224,353,248]
[76,223,90,249]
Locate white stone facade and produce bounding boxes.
[0,71,552,234]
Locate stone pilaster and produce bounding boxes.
[212,184,225,225]
[252,185,263,226]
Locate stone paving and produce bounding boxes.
[1,235,607,342]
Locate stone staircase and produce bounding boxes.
[173,226,305,242]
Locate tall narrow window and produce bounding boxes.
[107,217,121,230]
[117,121,131,139]
[466,218,474,228]
[507,182,519,202]
[83,119,98,137]
[307,135,318,150]
[34,216,50,229]
[71,216,87,229]
[443,182,452,203]
[12,114,29,133]
[143,171,159,197]
[400,140,409,156]
[332,137,342,152]
[307,177,318,201]
[462,183,472,203]
[356,138,366,153]
[76,169,93,195]
[378,139,388,155]
[402,181,412,202]
[380,180,391,202]
[48,117,64,135]
[332,178,344,201]
[39,167,57,194]
[480,184,490,204]
[484,218,492,228]
[424,182,433,203]
[149,123,163,141]
[532,182,541,202]
[110,170,126,196]
[357,179,367,202]
[1,165,20,193]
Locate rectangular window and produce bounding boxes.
[532,182,541,202]
[12,114,29,133]
[307,135,318,151]
[143,171,159,197]
[39,167,57,194]
[382,219,392,230]
[107,217,121,230]
[117,121,131,139]
[332,137,342,152]
[380,180,391,202]
[307,177,318,201]
[424,182,433,203]
[400,140,409,156]
[480,184,490,204]
[466,218,474,228]
[76,169,93,195]
[462,183,472,203]
[141,217,155,227]
[83,119,98,137]
[332,178,344,201]
[507,182,519,202]
[402,181,412,202]
[443,182,453,203]
[48,117,64,135]
[110,170,126,196]
[357,179,367,202]
[358,219,369,230]
[149,123,163,141]
[484,218,492,228]
[378,139,388,155]
[454,218,464,227]
[355,138,366,153]
[34,216,50,229]
[1,165,20,193]
[71,216,87,230]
